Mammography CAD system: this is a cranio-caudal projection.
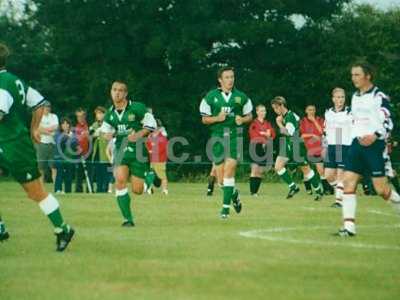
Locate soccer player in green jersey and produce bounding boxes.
[100,80,156,227]
[0,43,74,251]
[200,66,253,219]
[271,96,323,200]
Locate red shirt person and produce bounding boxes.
[248,104,276,196]
[75,108,90,157]
[300,105,324,158]
[146,128,168,163]
[146,124,169,195]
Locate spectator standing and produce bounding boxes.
[90,106,110,193]
[74,107,91,193]
[54,118,77,194]
[36,101,58,183]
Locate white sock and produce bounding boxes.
[342,194,356,233]
[39,194,60,216]
[389,190,400,214]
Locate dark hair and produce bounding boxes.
[60,117,72,130]
[0,43,10,68]
[217,66,234,79]
[156,118,163,128]
[75,107,86,114]
[112,80,128,91]
[352,61,375,80]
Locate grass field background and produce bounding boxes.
[1,181,399,300]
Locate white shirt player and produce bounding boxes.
[324,106,353,146]
[350,86,392,140]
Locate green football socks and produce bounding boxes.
[38,194,69,233]
[277,168,295,188]
[116,188,133,222]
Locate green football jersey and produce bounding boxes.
[101,101,155,150]
[200,88,253,136]
[0,70,45,143]
[282,110,301,141]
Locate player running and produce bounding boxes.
[324,88,353,208]
[200,66,253,219]
[271,96,324,200]
[337,62,400,236]
[100,80,156,227]
[0,43,74,251]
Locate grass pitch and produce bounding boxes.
[1,181,399,300]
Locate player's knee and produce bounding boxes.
[372,183,386,196]
[27,189,46,202]
[115,181,127,190]
[132,185,143,195]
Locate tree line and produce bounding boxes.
[1,0,400,162]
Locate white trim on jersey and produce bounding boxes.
[0,88,14,114]
[199,98,212,116]
[242,99,253,115]
[26,87,45,109]
[99,121,115,134]
[142,112,157,131]
[286,123,296,136]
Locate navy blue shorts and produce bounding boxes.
[324,145,349,169]
[344,139,385,177]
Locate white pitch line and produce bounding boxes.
[367,209,398,217]
[239,225,400,251]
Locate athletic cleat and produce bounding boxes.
[56,228,75,252]
[331,202,342,208]
[306,189,313,195]
[334,228,356,237]
[286,186,300,199]
[153,176,162,188]
[314,193,323,201]
[0,231,10,242]
[207,190,213,196]
[220,213,229,220]
[251,193,259,197]
[122,220,135,227]
[232,190,242,214]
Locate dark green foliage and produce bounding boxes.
[1,1,399,162]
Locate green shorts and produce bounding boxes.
[0,134,41,183]
[118,145,150,179]
[210,132,241,165]
[279,140,309,167]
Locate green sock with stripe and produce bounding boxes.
[222,178,235,215]
[277,168,295,188]
[38,194,69,233]
[116,188,134,222]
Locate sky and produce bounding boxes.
[356,0,400,9]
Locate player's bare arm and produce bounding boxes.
[235,113,252,126]
[202,111,227,125]
[31,106,45,144]
[127,128,151,143]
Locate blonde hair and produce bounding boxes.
[270,96,287,107]
[256,104,266,111]
[331,87,345,97]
